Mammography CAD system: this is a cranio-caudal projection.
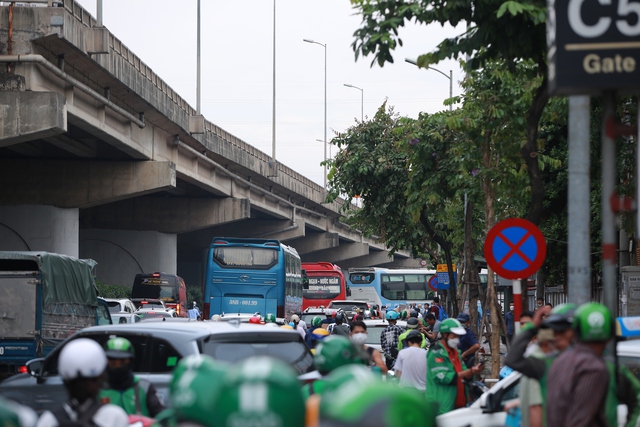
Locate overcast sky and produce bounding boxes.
[75,1,465,187]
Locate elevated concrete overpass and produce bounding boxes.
[0,0,422,287]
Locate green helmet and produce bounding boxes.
[439,318,467,335]
[551,303,578,316]
[312,316,324,327]
[400,310,408,320]
[319,381,437,427]
[211,356,305,427]
[320,364,377,396]
[104,336,135,359]
[542,303,578,331]
[0,399,21,427]
[573,302,613,342]
[170,354,228,426]
[265,313,277,323]
[314,336,361,375]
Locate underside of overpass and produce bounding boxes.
[0,2,422,287]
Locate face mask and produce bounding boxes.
[537,303,543,307]
[509,306,514,311]
[447,337,460,348]
[351,333,368,345]
[107,366,131,385]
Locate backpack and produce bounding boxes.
[51,401,103,427]
[330,324,349,337]
[437,305,448,322]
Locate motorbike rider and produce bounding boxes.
[99,337,165,418]
[380,310,405,370]
[210,356,305,427]
[426,318,485,415]
[302,336,362,398]
[36,338,129,427]
[154,354,228,427]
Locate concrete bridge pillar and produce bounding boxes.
[0,205,79,256]
[80,229,177,287]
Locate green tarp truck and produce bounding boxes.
[0,251,111,379]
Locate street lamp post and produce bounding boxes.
[303,38,327,189]
[344,83,363,121]
[405,58,452,112]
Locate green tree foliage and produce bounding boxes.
[349,0,549,224]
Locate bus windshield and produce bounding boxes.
[304,275,341,299]
[213,247,278,269]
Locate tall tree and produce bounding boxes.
[349,0,549,225]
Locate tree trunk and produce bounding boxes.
[464,200,480,338]
[520,73,549,226]
[482,129,501,378]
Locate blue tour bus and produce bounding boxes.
[203,237,302,320]
[346,267,438,309]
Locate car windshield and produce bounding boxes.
[202,336,313,374]
[105,301,122,313]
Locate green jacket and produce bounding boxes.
[99,376,151,416]
[301,379,328,400]
[426,340,467,415]
[397,330,427,351]
[605,362,640,427]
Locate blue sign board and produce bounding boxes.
[437,272,456,290]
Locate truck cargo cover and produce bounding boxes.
[0,251,97,306]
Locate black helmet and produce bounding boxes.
[407,318,420,329]
[410,310,418,318]
[335,312,345,324]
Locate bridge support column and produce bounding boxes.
[80,229,176,287]
[0,205,79,256]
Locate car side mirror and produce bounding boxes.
[26,358,44,379]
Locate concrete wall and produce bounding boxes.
[0,205,78,256]
[80,229,176,287]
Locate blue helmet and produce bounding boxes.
[386,311,399,320]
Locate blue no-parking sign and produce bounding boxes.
[484,218,547,280]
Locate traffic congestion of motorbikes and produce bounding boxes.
[0,297,634,427]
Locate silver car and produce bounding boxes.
[0,321,314,414]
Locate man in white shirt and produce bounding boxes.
[394,330,427,390]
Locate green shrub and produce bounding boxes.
[187,285,202,307]
[96,280,131,299]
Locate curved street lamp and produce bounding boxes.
[303,39,327,189]
[405,58,453,112]
[344,84,363,122]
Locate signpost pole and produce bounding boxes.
[513,279,522,334]
[602,92,617,317]
[567,96,592,305]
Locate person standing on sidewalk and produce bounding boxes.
[394,330,427,391]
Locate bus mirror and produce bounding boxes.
[346,285,352,297]
[301,271,309,290]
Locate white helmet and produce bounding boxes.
[58,338,107,380]
[211,314,222,322]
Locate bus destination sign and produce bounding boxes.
[547,0,640,95]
